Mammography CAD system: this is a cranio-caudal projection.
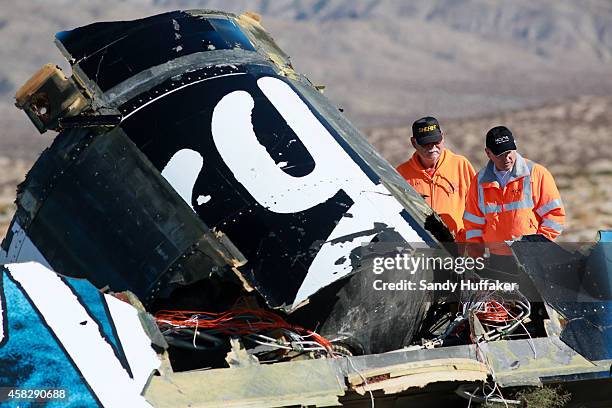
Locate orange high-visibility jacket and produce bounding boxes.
[397,149,476,238]
[463,154,565,245]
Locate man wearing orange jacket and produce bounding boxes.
[463,126,565,253]
[397,117,475,240]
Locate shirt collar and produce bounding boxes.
[481,153,529,184]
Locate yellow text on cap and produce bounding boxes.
[418,125,438,132]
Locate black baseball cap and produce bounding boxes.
[486,126,517,156]
[412,117,443,145]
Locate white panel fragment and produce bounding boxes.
[293,185,389,307]
[161,148,204,210]
[211,77,425,308]
[196,195,211,205]
[212,90,339,213]
[105,294,161,392]
[258,77,424,307]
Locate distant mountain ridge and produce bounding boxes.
[1,0,611,159]
[150,0,612,62]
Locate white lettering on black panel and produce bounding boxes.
[158,76,425,309]
[161,148,204,210]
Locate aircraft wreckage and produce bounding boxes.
[1,9,611,407]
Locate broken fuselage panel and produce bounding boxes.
[4,10,449,354]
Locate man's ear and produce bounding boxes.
[411,137,418,149]
[484,147,493,160]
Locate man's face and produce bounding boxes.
[411,134,445,163]
[486,148,517,171]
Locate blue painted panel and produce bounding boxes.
[0,270,99,407]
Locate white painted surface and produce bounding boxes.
[7,262,153,408]
[260,77,424,307]
[105,294,160,392]
[212,76,425,308]
[292,184,420,307]
[196,195,211,205]
[212,89,340,213]
[161,148,203,210]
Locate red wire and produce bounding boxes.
[476,301,518,325]
[155,308,334,352]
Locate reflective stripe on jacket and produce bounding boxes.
[463,153,565,246]
[397,149,475,238]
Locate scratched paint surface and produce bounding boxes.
[0,264,159,407]
[47,9,439,313]
[0,270,98,407]
[121,71,429,309]
[56,12,254,91]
